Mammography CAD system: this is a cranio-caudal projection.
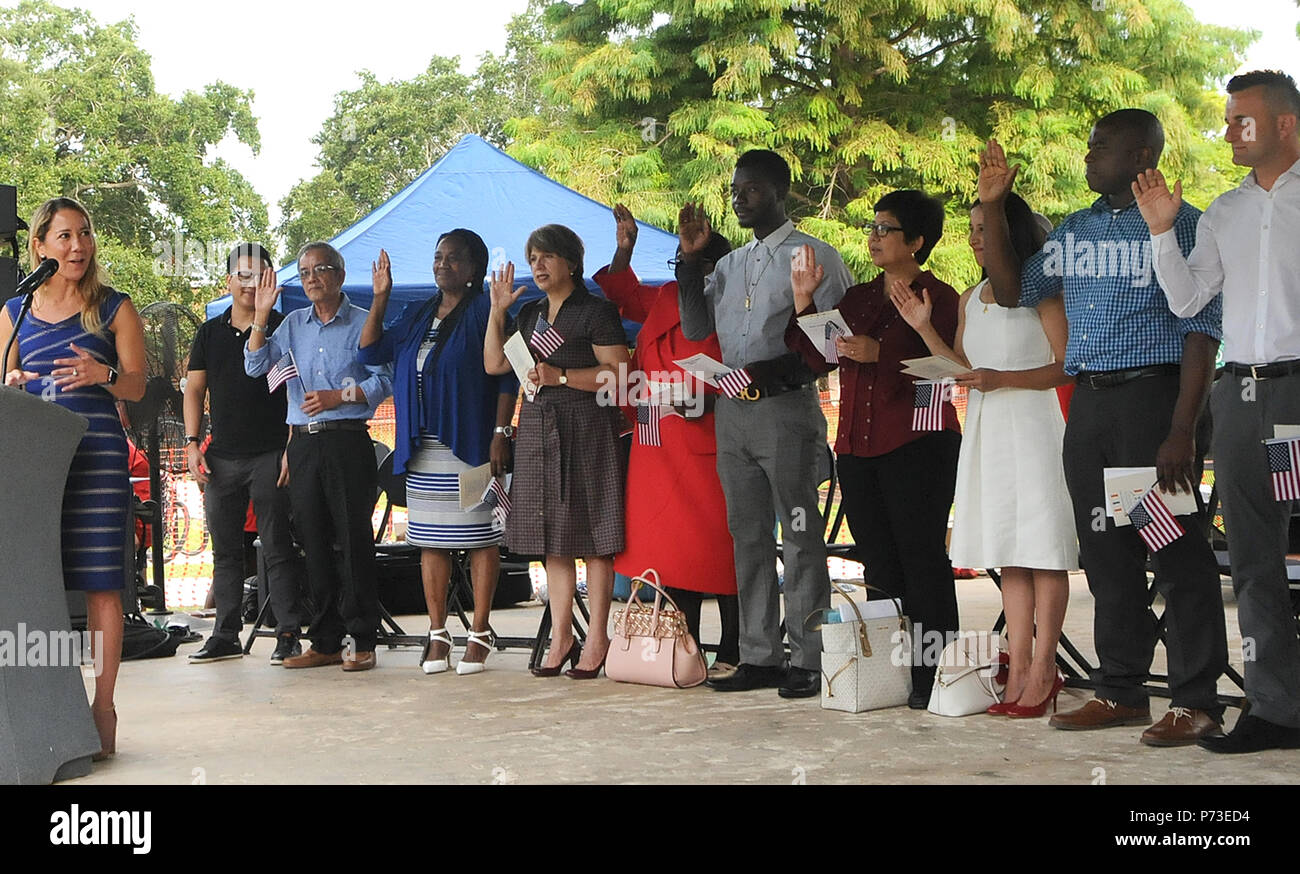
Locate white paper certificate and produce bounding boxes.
[458,462,493,510]
[503,331,538,400]
[900,355,974,380]
[1103,466,1198,527]
[795,309,853,356]
[672,353,731,388]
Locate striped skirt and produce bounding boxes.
[404,434,501,550]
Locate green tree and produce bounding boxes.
[277,10,546,252]
[507,0,1255,290]
[0,0,268,309]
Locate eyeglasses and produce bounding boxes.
[866,222,905,238]
[297,264,338,280]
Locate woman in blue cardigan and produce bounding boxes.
[359,229,518,674]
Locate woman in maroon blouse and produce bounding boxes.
[786,190,961,707]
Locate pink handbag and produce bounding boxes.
[606,569,707,688]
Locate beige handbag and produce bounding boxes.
[606,569,708,689]
[815,582,912,713]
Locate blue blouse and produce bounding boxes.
[357,292,518,474]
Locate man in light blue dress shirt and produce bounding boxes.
[245,241,393,672]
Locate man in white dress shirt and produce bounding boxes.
[1134,69,1300,753]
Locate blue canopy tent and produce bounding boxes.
[206,134,681,337]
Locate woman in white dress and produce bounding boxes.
[890,192,1077,718]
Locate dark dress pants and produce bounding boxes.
[287,430,380,653]
[836,429,961,693]
[205,449,305,641]
[1062,374,1226,711]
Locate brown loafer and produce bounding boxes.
[1049,697,1151,731]
[1140,707,1223,747]
[282,647,344,669]
[342,650,376,672]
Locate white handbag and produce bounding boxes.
[926,634,1008,717]
[815,582,912,713]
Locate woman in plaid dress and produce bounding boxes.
[485,225,630,678]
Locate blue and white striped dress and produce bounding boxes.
[7,290,130,591]
[404,318,500,549]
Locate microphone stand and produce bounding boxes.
[2,288,35,381]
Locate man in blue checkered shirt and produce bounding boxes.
[979,109,1228,747]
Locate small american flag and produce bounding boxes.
[824,322,843,363]
[1267,436,1300,501]
[1129,487,1185,553]
[529,314,564,359]
[636,403,662,447]
[266,352,299,393]
[911,380,947,431]
[483,476,511,531]
[717,367,753,399]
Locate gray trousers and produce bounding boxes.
[204,449,305,640]
[1210,371,1300,727]
[714,388,830,670]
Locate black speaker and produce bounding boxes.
[0,185,16,240]
[1,256,16,301]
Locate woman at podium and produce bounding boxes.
[1,197,147,761]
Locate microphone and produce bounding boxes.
[3,258,59,385]
[14,257,58,297]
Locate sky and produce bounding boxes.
[11,0,1300,230]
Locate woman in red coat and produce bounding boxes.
[594,205,740,676]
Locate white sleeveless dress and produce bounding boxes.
[949,282,1078,570]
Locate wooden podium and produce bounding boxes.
[0,386,102,783]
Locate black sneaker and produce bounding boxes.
[188,637,243,663]
[270,634,302,666]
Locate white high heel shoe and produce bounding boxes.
[456,629,495,675]
[421,628,454,674]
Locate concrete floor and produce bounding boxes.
[70,573,1300,785]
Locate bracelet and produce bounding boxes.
[250,323,268,333]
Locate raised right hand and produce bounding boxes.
[489,262,526,312]
[372,248,393,299]
[1131,168,1182,236]
[977,138,1020,204]
[791,244,824,305]
[888,279,932,330]
[254,267,283,316]
[613,203,638,252]
[677,202,712,258]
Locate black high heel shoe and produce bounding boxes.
[531,640,581,677]
[564,653,606,680]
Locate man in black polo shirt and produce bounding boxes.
[184,243,306,664]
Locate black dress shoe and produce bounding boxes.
[778,666,821,699]
[908,689,931,709]
[1197,713,1300,754]
[707,663,787,692]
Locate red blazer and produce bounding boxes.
[594,267,737,594]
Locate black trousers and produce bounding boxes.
[204,449,305,640]
[1062,374,1226,710]
[837,429,961,692]
[287,430,380,653]
[665,588,740,666]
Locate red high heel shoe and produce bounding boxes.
[531,640,581,677]
[1005,672,1066,719]
[987,698,1020,715]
